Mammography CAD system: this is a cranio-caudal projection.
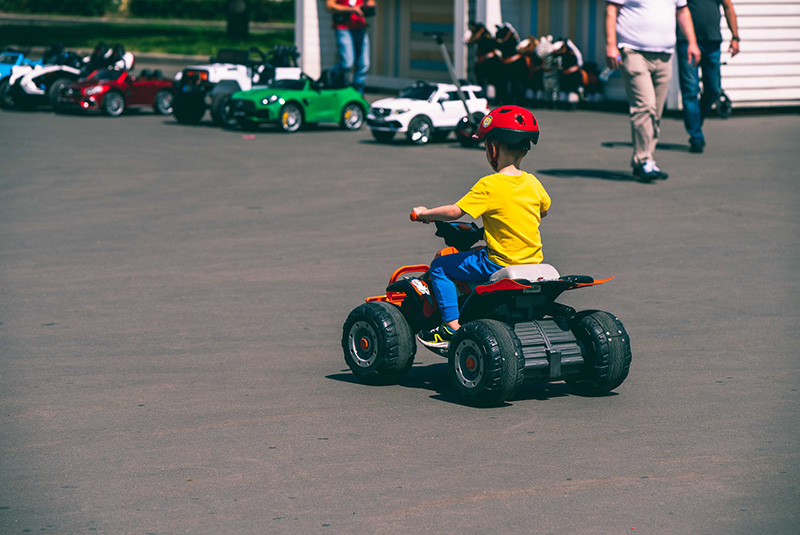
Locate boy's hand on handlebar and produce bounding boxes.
[411,207,431,223]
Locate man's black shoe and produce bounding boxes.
[633,161,666,182]
[689,141,705,153]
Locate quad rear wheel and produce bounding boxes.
[448,320,524,406]
[342,302,416,385]
[566,310,631,396]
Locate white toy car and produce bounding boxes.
[367,81,489,144]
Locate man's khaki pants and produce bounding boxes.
[619,48,673,167]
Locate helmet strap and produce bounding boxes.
[487,140,499,171]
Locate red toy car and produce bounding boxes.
[56,69,174,116]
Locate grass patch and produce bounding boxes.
[0,23,294,56]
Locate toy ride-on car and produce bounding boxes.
[229,73,369,132]
[366,80,489,145]
[172,46,300,127]
[341,217,632,406]
[56,69,175,116]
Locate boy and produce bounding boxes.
[411,105,550,349]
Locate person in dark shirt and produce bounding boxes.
[677,0,740,153]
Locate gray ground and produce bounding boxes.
[1,100,798,534]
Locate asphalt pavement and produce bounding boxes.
[0,102,798,534]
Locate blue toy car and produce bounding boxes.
[0,50,40,81]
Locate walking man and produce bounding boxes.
[605,0,701,181]
[678,0,740,153]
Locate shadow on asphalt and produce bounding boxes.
[329,360,603,407]
[602,140,690,152]
[537,168,636,181]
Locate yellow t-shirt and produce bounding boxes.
[456,171,551,266]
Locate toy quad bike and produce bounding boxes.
[341,217,632,406]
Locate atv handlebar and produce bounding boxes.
[410,212,419,222]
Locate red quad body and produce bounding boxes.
[58,69,174,115]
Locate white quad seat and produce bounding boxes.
[489,263,560,282]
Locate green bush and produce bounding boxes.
[0,0,118,16]
[128,0,293,22]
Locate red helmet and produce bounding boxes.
[472,105,539,149]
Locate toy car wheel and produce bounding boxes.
[432,130,450,142]
[342,301,416,385]
[102,91,126,117]
[153,89,174,115]
[0,78,16,109]
[173,94,206,124]
[455,113,484,147]
[340,103,365,130]
[279,103,303,132]
[448,319,524,406]
[566,310,631,396]
[210,93,237,128]
[406,115,433,144]
[48,78,72,108]
[371,130,395,143]
[237,118,260,131]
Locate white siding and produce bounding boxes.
[720,1,800,107]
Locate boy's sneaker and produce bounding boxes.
[633,160,669,182]
[417,324,456,350]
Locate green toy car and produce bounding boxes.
[229,74,369,132]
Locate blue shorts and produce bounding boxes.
[428,248,502,322]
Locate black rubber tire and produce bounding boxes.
[340,103,365,130]
[342,302,416,385]
[102,91,126,117]
[48,77,72,108]
[455,113,484,147]
[371,130,395,143]
[432,130,451,142]
[153,89,174,115]
[210,93,237,128]
[406,115,433,144]
[278,102,303,132]
[0,78,16,109]
[237,118,260,131]
[566,310,631,396]
[172,95,206,124]
[448,319,525,406]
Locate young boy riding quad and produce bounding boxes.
[342,105,631,406]
[412,105,550,349]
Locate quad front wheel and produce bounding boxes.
[566,310,631,396]
[342,302,416,385]
[448,319,524,406]
[340,103,364,130]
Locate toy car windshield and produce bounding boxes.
[0,53,19,65]
[398,84,436,100]
[270,79,305,90]
[90,70,123,81]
